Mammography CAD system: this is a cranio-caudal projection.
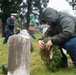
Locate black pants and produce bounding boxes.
[28,30,36,39]
[3,30,14,44]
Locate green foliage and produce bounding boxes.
[0,33,76,75]
[14,15,22,30]
[0,0,23,20]
[31,42,34,52]
[40,37,62,72]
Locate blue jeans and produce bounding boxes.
[60,37,76,68]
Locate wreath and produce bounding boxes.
[40,37,62,72]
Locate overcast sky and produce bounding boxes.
[47,0,75,16]
[23,0,75,16]
[23,0,26,2]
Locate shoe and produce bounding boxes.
[59,62,68,68]
[3,42,6,44]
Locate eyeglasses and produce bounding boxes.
[44,20,52,25]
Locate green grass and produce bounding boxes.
[0,32,76,75]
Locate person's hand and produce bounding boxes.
[46,40,53,50]
[38,40,45,50]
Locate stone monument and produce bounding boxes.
[8,29,30,75]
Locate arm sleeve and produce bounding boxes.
[6,19,11,26]
[7,18,14,27]
[51,17,75,45]
[38,27,54,40]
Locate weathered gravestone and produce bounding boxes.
[7,29,30,75]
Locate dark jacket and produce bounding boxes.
[5,17,14,32]
[39,7,76,45]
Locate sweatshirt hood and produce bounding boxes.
[41,7,59,24]
[30,13,35,20]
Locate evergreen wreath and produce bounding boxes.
[40,37,62,72]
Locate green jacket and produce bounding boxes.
[39,7,76,45]
[29,13,36,26]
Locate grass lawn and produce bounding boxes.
[0,32,76,75]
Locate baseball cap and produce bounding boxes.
[11,13,17,16]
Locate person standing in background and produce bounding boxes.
[3,13,16,44]
[28,13,36,39]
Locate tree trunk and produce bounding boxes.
[2,19,6,37]
[27,0,32,30]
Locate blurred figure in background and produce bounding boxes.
[3,13,16,44]
[28,13,36,39]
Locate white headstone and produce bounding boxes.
[8,29,30,75]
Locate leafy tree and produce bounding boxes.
[0,0,49,36]
[67,0,76,10]
[20,0,49,29]
[0,0,23,37]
